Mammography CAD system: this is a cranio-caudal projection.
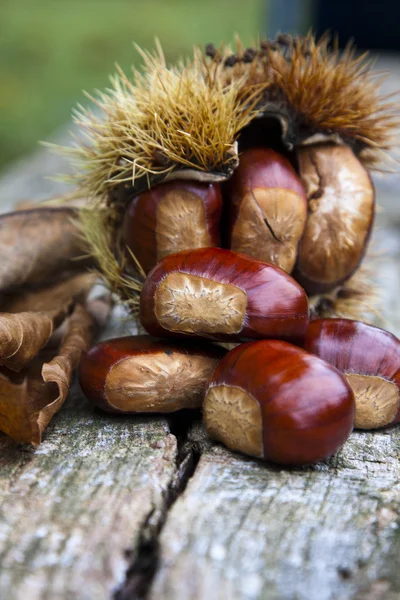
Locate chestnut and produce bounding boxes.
[304,319,400,429]
[122,180,222,273]
[79,335,225,413]
[139,248,309,343]
[225,148,307,273]
[203,340,355,465]
[294,143,375,294]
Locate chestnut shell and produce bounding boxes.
[304,319,400,424]
[122,180,222,273]
[79,335,225,413]
[139,248,309,343]
[204,339,355,465]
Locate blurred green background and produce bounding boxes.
[0,0,264,174]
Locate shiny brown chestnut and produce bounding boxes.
[122,180,222,273]
[294,143,375,294]
[203,340,355,465]
[304,319,400,429]
[140,248,309,343]
[225,148,307,273]
[79,335,225,413]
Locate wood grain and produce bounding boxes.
[0,389,177,600]
[150,422,400,600]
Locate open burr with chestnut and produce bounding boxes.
[206,33,384,315]
[67,33,392,322]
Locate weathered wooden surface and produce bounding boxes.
[0,396,177,600]
[150,424,400,600]
[0,57,400,600]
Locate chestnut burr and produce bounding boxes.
[139,248,309,343]
[225,148,307,273]
[203,340,355,465]
[304,319,400,429]
[295,143,375,294]
[122,180,223,273]
[79,335,225,413]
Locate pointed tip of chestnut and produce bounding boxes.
[79,335,225,414]
[225,147,307,273]
[304,319,400,429]
[139,248,309,343]
[203,339,355,465]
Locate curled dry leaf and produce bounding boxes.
[0,273,97,371]
[0,308,70,372]
[0,298,111,445]
[0,207,94,293]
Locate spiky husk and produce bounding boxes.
[56,42,268,203]
[79,207,144,315]
[58,33,399,206]
[206,33,399,168]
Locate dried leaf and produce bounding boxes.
[0,308,70,372]
[1,272,97,313]
[37,304,98,441]
[0,363,57,445]
[0,207,94,293]
[0,273,96,371]
[0,298,111,444]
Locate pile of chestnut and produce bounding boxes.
[79,146,400,466]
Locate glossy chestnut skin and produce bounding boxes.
[304,319,400,427]
[203,340,355,465]
[294,143,375,294]
[140,248,309,343]
[122,180,222,273]
[79,335,225,413]
[225,148,307,273]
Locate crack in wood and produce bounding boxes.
[114,412,202,600]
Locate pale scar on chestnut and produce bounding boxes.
[345,374,399,430]
[231,187,307,273]
[204,384,263,457]
[156,189,212,261]
[105,352,218,412]
[154,272,247,335]
[297,144,374,285]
